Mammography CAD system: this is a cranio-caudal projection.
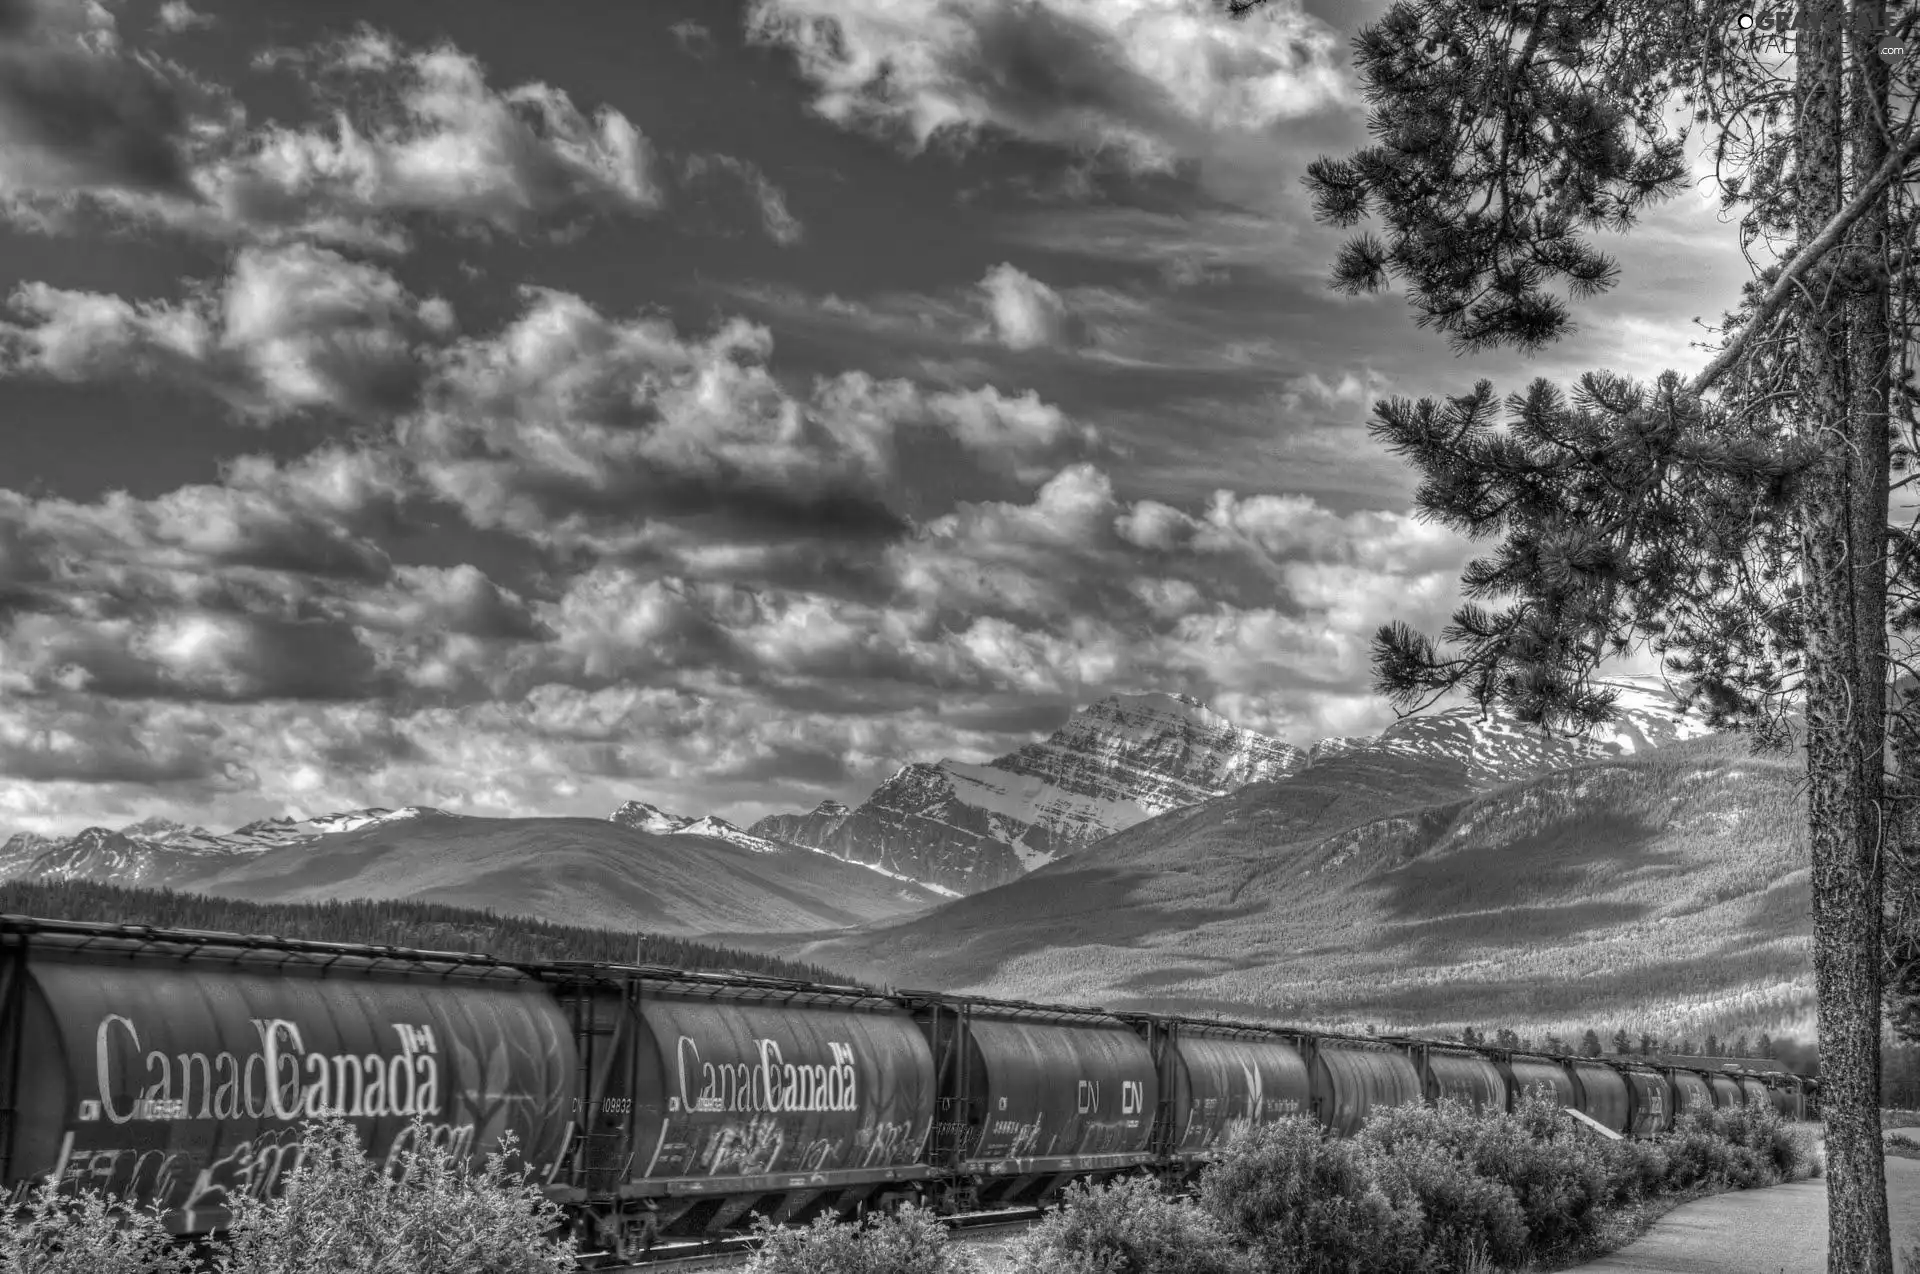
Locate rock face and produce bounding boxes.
[609,802,790,854]
[751,679,1711,897]
[751,692,1311,894]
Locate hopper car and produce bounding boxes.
[0,916,1816,1259]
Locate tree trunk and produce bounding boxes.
[1802,1,1893,1269]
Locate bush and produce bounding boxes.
[1198,1117,1425,1274]
[1597,1138,1671,1205]
[742,1204,976,1274]
[1352,1091,1606,1260]
[0,1183,196,1274]
[214,1117,576,1274]
[1359,1137,1528,1272]
[1000,1175,1254,1274]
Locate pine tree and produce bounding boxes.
[1612,1027,1633,1055]
[1639,1032,1655,1056]
[1242,0,1919,1263]
[1736,1032,1753,1058]
[1760,1031,1777,1059]
[1543,1032,1567,1055]
[1581,1028,1604,1057]
[1494,1027,1520,1050]
[1707,1032,1722,1057]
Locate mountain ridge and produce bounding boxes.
[713,732,1809,1039]
[749,679,1709,895]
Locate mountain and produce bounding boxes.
[609,800,963,896]
[148,814,950,936]
[749,680,1709,896]
[610,801,789,854]
[722,730,1808,1040]
[1,804,949,937]
[751,692,1312,894]
[22,826,238,887]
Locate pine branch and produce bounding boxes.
[1691,121,1920,397]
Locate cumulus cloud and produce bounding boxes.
[975,262,1087,351]
[209,29,661,246]
[1,21,665,246]
[154,1,212,33]
[401,289,910,552]
[0,242,454,419]
[0,0,212,212]
[744,0,1350,171]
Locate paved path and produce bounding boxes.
[1573,1127,1920,1273]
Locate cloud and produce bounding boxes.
[744,0,1351,172]
[1,22,663,247]
[669,19,715,59]
[0,242,454,419]
[975,262,1088,350]
[154,1,212,33]
[403,290,908,548]
[681,152,804,244]
[209,29,661,246]
[0,0,209,209]
[0,696,244,784]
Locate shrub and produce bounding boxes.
[1000,1175,1254,1274]
[1597,1138,1671,1205]
[214,1117,576,1274]
[1359,1137,1528,1272]
[0,1182,196,1274]
[1463,1119,1608,1253]
[742,1204,976,1274]
[1198,1117,1424,1274]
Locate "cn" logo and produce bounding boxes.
[1121,1081,1144,1115]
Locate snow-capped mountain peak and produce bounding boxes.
[610,800,689,835]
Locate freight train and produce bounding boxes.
[0,915,1817,1259]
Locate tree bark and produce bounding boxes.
[1801,1,1893,1269]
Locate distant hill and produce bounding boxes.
[3,813,950,937]
[0,878,859,984]
[180,814,949,935]
[719,732,1809,1041]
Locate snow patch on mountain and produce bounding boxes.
[609,800,960,894]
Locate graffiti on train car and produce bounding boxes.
[672,1036,858,1115]
[88,1015,442,1124]
[16,1115,495,1222]
[855,1117,920,1167]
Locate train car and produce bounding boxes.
[909,994,1157,1211]
[1494,1052,1577,1112]
[1734,1075,1770,1110]
[1665,1067,1716,1121]
[1617,1064,1671,1136]
[1134,1017,1310,1175]
[1308,1037,1422,1137]
[1563,1058,1631,1134]
[543,963,936,1255]
[1396,1040,1507,1115]
[0,916,576,1235]
[1706,1073,1744,1110]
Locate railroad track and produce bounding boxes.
[595,1207,1048,1271]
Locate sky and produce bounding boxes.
[0,0,1760,837]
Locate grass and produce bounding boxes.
[767,732,1809,1038]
